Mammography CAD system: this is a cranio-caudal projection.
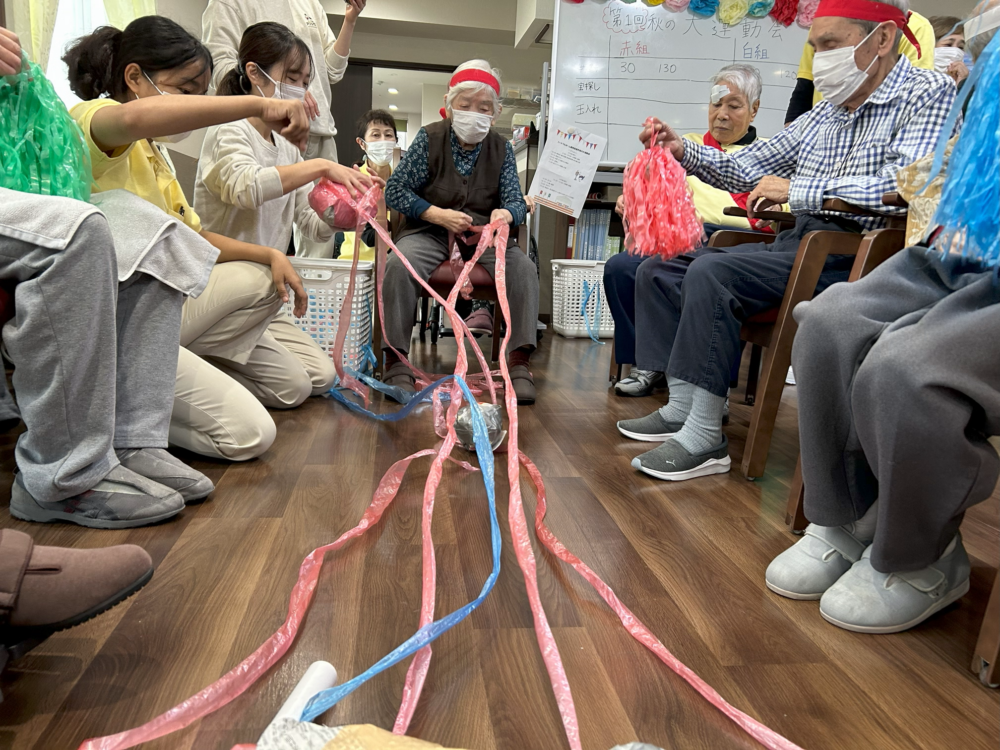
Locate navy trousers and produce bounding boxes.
[633,216,858,397]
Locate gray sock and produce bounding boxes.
[846,500,879,542]
[672,386,726,454]
[658,377,694,424]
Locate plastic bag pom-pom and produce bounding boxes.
[662,0,691,11]
[646,0,666,5]
[719,0,749,25]
[308,179,377,230]
[931,33,999,269]
[0,54,91,201]
[623,144,704,260]
[796,0,819,27]
[689,0,720,16]
[769,0,797,25]
[748,0,775,17]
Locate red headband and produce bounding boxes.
[440,69,502,118]
[814,0,921,58]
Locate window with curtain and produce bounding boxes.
[47,0,109,109]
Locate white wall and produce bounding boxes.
[421,83,447,127]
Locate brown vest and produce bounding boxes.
[397,119,515,248]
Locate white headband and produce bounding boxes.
[711,84,731,104]
[967,5,1000,38]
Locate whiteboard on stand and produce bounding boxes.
[549,0,809,167]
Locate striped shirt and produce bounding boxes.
[680,56,955,231]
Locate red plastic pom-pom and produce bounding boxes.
[622,136,703,260]
[308,178,377,230]
[769,0,797,26]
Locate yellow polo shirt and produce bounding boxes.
[340,162,390,261]
[797,11,935,105]
[683,132,788,229]
[71,99,202,233]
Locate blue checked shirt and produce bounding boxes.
[680,57,955,231]
[386,127,527,226]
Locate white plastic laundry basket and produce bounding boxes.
[284,258,375,372]
[551,259,615,339]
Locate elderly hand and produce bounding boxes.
[425,207,473,233]
[615,194,625,217]
[490,208,513,226]
[0,27,22,76]
[747,176,790,215]
[524,195,536,215]
[946,60,969,86]
[345,0,366,22]
[639,117,684,160]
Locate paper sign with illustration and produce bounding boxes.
[528,122,607,218]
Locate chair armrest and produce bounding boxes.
[723,206,798,225]
[709,229,777,248]
[821,198,905,219]
[882,192,909,209]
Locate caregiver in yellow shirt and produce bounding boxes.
[340,109,398,261]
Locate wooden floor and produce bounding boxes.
[1,334,997,750]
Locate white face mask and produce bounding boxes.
[364,140,395,166]
[141,71,193,143]
[813,26,880,107]
[934,46,965,72]
[255,65,308,102]
[451,109,493,145]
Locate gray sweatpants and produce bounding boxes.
[381,231,539,356]
[0,205,182,503]
[793,247,1000,573]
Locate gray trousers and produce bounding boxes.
[382,231,539,356]
[793,247,1000,573]
[0,210,182,503]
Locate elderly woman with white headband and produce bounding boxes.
[607,63,774,397]
[383,59,537,404]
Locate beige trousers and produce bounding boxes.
[294,135,340,259]
[169,261,338,461]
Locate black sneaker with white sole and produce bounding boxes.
[616,410,685,441]
[631,436,731,481]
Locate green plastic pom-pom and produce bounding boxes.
[0,54,92,202]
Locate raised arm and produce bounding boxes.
[87,95,311,153]
[321,0,365,85]
[201,0,244,93]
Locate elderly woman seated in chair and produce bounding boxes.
[605,63,779,398]
[383,59,537,404]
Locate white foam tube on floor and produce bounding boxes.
[261,660,338,738]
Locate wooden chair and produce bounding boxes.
[973,573,1000,687]
[372,223,529,375]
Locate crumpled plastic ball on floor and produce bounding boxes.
[308,179,377,230]
[622,133,704,260]
[454,402,506,452]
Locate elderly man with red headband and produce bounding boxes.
[616,0,954,483]
[383,60,537,404]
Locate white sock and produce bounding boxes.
[672,386,725,454]
[658,377,694,424]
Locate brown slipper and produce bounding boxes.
[0,529,153,660]
[509,364,536,405]
[383,361,417,404]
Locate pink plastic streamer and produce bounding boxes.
[76,448,474,750]
[623,121,704,259]
[796,0,819,27]
[514,451,805,750]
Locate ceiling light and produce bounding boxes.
[389,104,398,110]
[388,87,398,94]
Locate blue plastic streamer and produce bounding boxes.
[301,373,501,720]
[927,33,999,269]
[580,280,605,345]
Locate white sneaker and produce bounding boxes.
[819,536,971,634]
[766,522,871,600]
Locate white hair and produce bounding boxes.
[854,0,909,45]
[711,64,762,105]
[445,59,503,116]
